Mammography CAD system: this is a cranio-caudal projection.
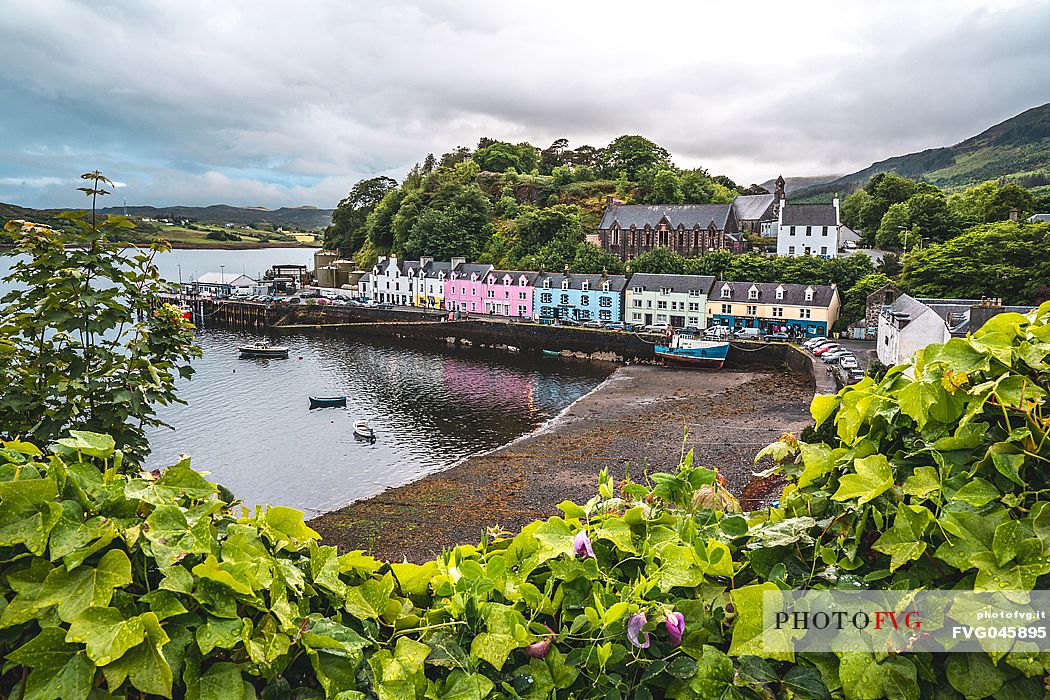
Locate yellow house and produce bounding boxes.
[707,281,840,336]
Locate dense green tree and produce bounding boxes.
[647,169,685,204]
[365,188,405,250]
[536,231,583,271]
[513,204,583,259]
[570,242,624,274]
[839,272,892,326]
[840,189,874,234]
[876,202,910,248]
[627,247,686,274]
[683,249,733,278]
[601,135,672,179]
[901,221,1050,304]
[867,172,921,206]
[905,192,960,242]
[472,141,540,174]
[727,253,776,282]
[986,182,1035,221]
[0,173,200,460]
[324,176,397,255]
[821,253,877,291]
[404,206,487,261]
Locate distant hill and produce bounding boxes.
[758,175,842,195]
[98,204,334,230]
[792,102,1050,202]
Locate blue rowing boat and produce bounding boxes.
[309,396,347,409]
[654,336,730,369]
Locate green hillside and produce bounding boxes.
[794,102,1050,202]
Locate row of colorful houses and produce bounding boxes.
[358,256,841,335]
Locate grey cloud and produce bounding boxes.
[0,0,1047,208]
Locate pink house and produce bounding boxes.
[482,270,535,319]
[443,260,492,313]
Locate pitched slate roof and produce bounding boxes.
[450,262,493,279]
[533,271,628,292]
[599,204,735,231]
[374,257,398,274]
[732,194,775,222]
[781,203,838,227]
[487,270,539,284]
[712,281,838,307]
[422,260,452,277]
[194,272,255,286]
[627,273,716,295]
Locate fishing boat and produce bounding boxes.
[177,303,193,321]
[542,349,561,357]
[654,335,730,369]
[353,419,375,440]
[238,342,289,359]
[309,396,347,409]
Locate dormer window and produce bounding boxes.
[805,286,814,302]
[519,277,527,286]
[775,285,785,301]
[660,287,671,296]
[721,284,732,299]
[543,279,550,289]
[561,280,569,290]
[602,282,610,292]
[503,276,511,286]
[581,281,590,291]
[748,285,759,301]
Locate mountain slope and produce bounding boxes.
[97,204,334,229]
[793,102,1050,201]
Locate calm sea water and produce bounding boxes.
[1,248,611,515]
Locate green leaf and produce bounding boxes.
[832,455,894,505]
[65,607,148,666]
[144,504,215,568]
[0,476,63,555]
[54,431,116,459]
[782,665,832,700]
[595,517,636,553]
[7,628,95,700]
[987,443,1025,486]
[532,517,575,564]
[810,394,840,426]
[901,466,940,499]
[195,662,246,700]
[100,612,173,698]
[196,616,244,655]
[718,514,748,538]
[728,583,793,661]
[437,669,494,700]
[872,505,932,571]
[946,654,1004,699]
[35,549,133,623]
[192,555,254,596]
[950,478,1000,507]
[798,442,835,489]
[255,506,320,552]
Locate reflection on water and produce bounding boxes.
[147,329,611,515]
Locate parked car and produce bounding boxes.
[582,320,603,328]
[839,356,860,370]
[803,337,828,349]
[813,344,840,356]
[641,324,670,334]
[822,349,851,363]
[809,340,838,353]
[676,326,701,336]
[557,318,581,327]
[765,332,791,342]
[286,296,301,304]
[605,322,628,331]
[733,327,760,339]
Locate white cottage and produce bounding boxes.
[876,294,950,366]
[776,198,841,258]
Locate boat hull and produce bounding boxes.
[309,396,347,409]
[239,348,289,358]
[654,341,729,370]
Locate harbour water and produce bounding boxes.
[2,247,612,515]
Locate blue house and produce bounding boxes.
[532,269,627,323]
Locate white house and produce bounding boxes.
[404,257,458,309]
[625,273,715,328]
[876,294,950,366]
[368,256,410,305]
[191,272,256,296]
[776,198,841,258]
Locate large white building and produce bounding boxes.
[625,273,714,328]
[776,198,841,258]
[877,294,951,366]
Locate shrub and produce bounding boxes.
[1,303,1049,698]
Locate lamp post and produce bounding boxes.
[219,264,226,297]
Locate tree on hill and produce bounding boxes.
[324,176,397,255]
[473,141,540,174]
[512,204,583,261]
[839,272,892,327]
[601,135,672,180]
[901,221,1050,304]
[904,191,960,242]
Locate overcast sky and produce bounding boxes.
[1,0,1048,209]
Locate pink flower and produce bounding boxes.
[627,612,650,649]
[573,530,595,558]
[526,624,556,658]
[665,611,685,646]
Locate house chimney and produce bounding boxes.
[451,256,466,268]
[606,195,614,206]
[1009,208,1019,222]
[563,264,570,273]
[420,256,434,267]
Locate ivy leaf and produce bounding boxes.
[438,669,495,700]
[781,665,832,700]
[36,549,133,623]
[797,442,835,489]
[810,394,840,426]
[532,517,575,564]
[728,583,794,661]
[950,478,1000,507]
[196,616,243,655]
[7,627,95,700]
[301,615,371,657]
[100,612,173,698]
[872,505,932,571]
[901,466,940,499]
[945,654,1004,699]
[144,504,215,568]
[986,443,1025,486]
[832,455,894,505]
[54,431,116,459]
[194,662,247,700]
[0,476,63,555]
[65,607,148,666]
[936,509,1010,571]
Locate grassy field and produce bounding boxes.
[147,223,320,248]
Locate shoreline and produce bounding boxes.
[0,241,321,251]
[308,363,815,562]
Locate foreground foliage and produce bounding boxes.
[2,303,1050,698]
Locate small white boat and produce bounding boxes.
[239,342,289,359]
[353,420,375,441]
